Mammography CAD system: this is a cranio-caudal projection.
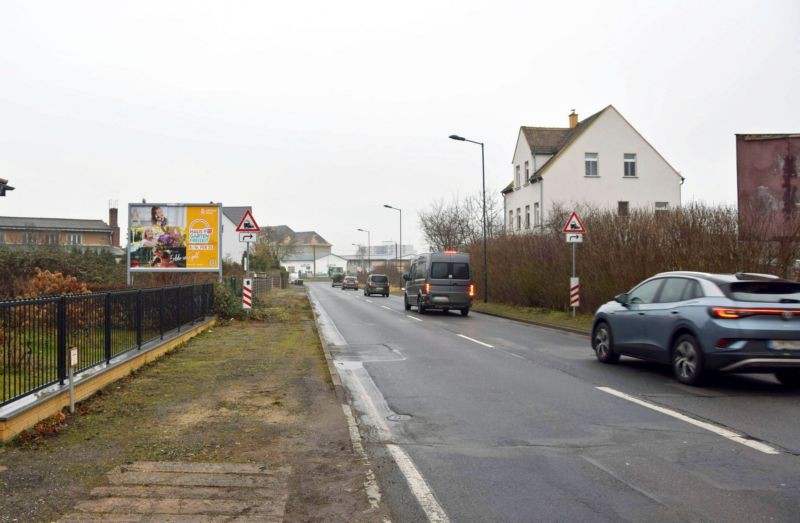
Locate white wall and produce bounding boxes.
[221,215,247,264]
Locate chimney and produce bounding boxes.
[109,203,120,247]
[569,109,578,129]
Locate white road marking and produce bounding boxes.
[596,386,780,455]
[500,350,525,359]
[457,334,494,348]
[381,305,393,311]
[341,404,382,509]
[366,299,373,303]
[386,444,450,523]
[407,315,422,322]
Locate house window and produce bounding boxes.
[22,232,37,244]
[0,231,5,244]
[618,201,629,216]
[287,266,295,273]
[525,205,530,229]
[516,208,521,230]
[509,210,514,231]
[45,233,59,245]
[66,233,82,245]
[524,161,530,185]
[624,153,637,177]
[655,202,669,212]
[585,153,598,176]
[534,202,540,226]
[515,165,521,188]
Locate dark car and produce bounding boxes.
[341,276,358,290]
[591,271,800,386]
[364,274,389,297]
[403,251,474,316]
[331,273,344,287]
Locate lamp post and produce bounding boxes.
[449,134,488,303]
[0,178,14,197]
[383,204,402,277]
[357,228,370,273]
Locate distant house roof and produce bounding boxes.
[283,253,346,262]
[0,216,112,232]
[221,206,252,227]
[503,106,609,194]
[262,225,330,246]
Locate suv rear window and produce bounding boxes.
[723,281,800,303]
[430,262,470,280]
[370,275,388,283]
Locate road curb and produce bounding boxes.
[473,309,591,337]
[304,287,348,406]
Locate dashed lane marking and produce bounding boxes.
[407,315,422,322]
[457,334,494,349]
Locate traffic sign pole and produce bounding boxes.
[562,211,586,318]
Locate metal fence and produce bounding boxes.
[0,283,214,408]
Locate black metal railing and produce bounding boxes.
[0,283,214,408]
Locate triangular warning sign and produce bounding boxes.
[236,210,260,232]
[561,211,586,234]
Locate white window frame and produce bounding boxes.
[67,233,82,245]
[509,210,514,231]
[534,202,540,226]
[585,153,599,177]
[524,205,530,229]
[524,161,530,186]
[624,153,637,177]
[618,201,629,216]
[655,202,668,212]
[515,165,521,189]
[516,208,521,230]
[22,231,37,244]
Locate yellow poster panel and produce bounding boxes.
[185,206,220,269]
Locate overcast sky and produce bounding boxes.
[1,1,798,255]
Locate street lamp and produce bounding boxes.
[383,204,402,276]
[449,134,488,303]
[357,228,370,273]
[0,178,15,197]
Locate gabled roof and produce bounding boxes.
[261,225,330,246]
[0,216,112,232]
[283,252,345,262]
[221,206,252,226]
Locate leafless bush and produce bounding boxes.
[466,202,800,313]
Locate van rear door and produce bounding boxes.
[428,259,471,307]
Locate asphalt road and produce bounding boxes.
[308,282,800,522]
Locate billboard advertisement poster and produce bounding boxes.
[128,203,221,271]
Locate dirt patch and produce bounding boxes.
[0,286,388,522]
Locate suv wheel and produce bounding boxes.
[417,295,426,314]
[592,322,619,363]
[404,294,411,311]
[460,307,469,317]
[775,370,800,388]
[672,334,705,385]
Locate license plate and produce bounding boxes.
[771,340,800,350]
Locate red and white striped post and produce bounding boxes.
[242,278,253,312]
[570,277,580,313]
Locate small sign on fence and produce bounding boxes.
[69,347,78,368]
[242,278,253,310]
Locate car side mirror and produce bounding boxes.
[403,272,411,281]
[614,293,629,306]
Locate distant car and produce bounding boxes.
[341,276,358,290]
[364,274,389,297]
[331,273,344,287]
[591,271,800,386]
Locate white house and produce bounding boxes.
[281,253,348,278]
[221,206,252,264]
[502,105,683,232]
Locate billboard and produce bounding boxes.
[128,203,222,271]
[737,134,800,239]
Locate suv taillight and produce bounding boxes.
[708,306,799,319]
[424,282,430,295]
[468,284,475,297]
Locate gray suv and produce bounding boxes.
[592,271,800,386]
[403,252,474,316]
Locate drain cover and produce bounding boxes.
[387,414,411,422]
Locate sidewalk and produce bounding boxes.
[0,287,388,522]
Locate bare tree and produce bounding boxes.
[418,191,503,251]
